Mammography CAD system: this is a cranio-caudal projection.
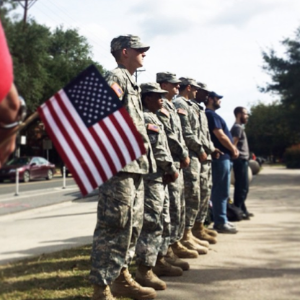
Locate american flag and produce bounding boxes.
[38,65,146,196]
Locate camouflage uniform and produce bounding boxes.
[90,36,156,286]
[173,77,205,229]
[156,74,189,243]
[136,94,177,266]
[191,99,215,223]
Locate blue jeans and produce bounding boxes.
[211,159,230,225]
[233,158,249,214]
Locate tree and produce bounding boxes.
[1,1,105,112]
[246,102,293,158]
[261,25,300,138]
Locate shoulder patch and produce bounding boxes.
[160,108,170,117]
[111,82,123,97]
[177,108,187,115]
[147,123,160,132]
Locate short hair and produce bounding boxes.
[234,106,246,117]
[111,49,123,61]
[179,85,188,92]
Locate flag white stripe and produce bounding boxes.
[52,97,103,185]
[92,123,122,172]
[103,117,131,164]
[115,110,142,158]
[59,90,111,180]
[41,103,93,193]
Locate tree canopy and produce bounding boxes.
[1,0,105,112]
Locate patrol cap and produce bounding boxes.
[208,91,223,99]
[179,77,201,88]
[140,82,168,95]
[156,72,181,84]
[110,34,150,53]
[197,81,210,92]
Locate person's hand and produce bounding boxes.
[0,84,21,168]
[231,147,239,159]
[198,151,207,162]
[180,156,190,168]
[212,148,224,160]
[163,171,179,184]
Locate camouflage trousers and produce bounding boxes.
[183,155,201,228]
[196,160,212,223]
[168,168,185,244]
[89,172,144,286]
[136,179,170,266]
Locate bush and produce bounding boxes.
[284,144,300,169]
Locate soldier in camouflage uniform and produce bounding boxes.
[89,35,157,300]
[173,77,210,255]
[135,82,183,290]
[191,82,220,244]
[156,72,198,265]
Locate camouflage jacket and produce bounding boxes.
[156,98,188,169]
[143,109,177,182]
[191,99,215,159]
[105,65,156,174]
[173,95,204,157]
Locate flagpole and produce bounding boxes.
[0,111,39,148]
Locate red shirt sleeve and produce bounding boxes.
[0,21,13,102]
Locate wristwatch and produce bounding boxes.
[0,96,27,129]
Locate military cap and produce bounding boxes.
[156,72,181,84]
[140,82,168,95]
[110,34,150,53]
[197,81,211,92]
[208,91,223,99]
[179,77,201,88]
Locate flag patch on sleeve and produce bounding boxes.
[147,124,160,132]
[111,82,123,97]
[177,108,187,115]
[160,108,170,117]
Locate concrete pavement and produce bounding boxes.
[1,165,300,299]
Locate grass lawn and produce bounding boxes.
[0,245,133,300]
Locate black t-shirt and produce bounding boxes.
[205,108,233,160]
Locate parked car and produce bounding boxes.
[0,156,56,183]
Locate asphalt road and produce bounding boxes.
[0,176,76,195]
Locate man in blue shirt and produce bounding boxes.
[205,91,239,234]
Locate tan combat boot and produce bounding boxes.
[92,285,116,300]
[153,256,183,277]
[135,264,167,290]
[171,241,198,258]
[204,226,218,237]
[111,268,157,300]
[181,228,208,254]
[164,246,190,271]
[192,222,217,244]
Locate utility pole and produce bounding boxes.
[12,0,37,26]
[135,69,145,83]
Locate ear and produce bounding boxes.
[122,48,128,57]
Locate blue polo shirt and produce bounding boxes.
[205,108,233,160]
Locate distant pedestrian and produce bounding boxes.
[205,91,239,234]
[230,107,253,219]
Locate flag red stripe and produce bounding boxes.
[47,95,98,189]
[100,118,127,167]
[55,93,108,183]
[119,107,146,155]
[88,125,118,175]
[109,110,136,161]
[37,105,88,195]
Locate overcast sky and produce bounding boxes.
[13,0,300,126]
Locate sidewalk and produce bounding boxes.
[1,165,300,299]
